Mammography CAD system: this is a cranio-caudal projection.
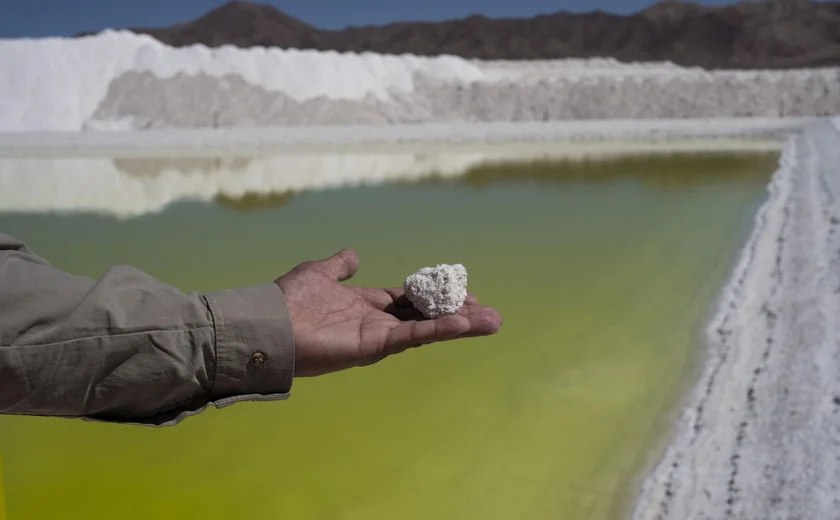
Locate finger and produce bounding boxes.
[383,287,413,307]
[313,248,359,281]
[455,308,503,338]
[458,303,501,321]
[465,294,479,305]
[385,315,471,353]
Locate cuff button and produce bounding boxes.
[250,352,267,366]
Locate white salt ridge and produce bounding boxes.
[0,30,486,132]
[1,31,837,132]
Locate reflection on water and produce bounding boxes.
[214,190,296,212]
[0,149,775,520]
[113,156,256,177]
[0,151,494,217]
[0,147,778,216]
[460,153,778,190]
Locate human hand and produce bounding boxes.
[274,249,502,377]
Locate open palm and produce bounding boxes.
[275,249,502,376]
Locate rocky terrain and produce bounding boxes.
[81,0,840,69]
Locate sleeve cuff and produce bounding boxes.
[203,283,295,404]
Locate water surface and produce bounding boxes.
[0,150,775,520]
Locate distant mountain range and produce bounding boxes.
[81,0,840,69]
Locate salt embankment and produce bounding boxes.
[0,119,802,156]
[633,120,840,519]
[0,31,837,132]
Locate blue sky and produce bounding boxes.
[2,0,751,39]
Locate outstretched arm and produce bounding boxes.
[0,234,501,426]
[0,233,295,426]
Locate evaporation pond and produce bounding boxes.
[0,149,776,520]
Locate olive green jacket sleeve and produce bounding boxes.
[0,233,295,427]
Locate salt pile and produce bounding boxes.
[0,31,838,132]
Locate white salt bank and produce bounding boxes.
[633,120,840,520]
[0,31,837,132]
[404,264,468,319]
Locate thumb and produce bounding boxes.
[313,248,359,281]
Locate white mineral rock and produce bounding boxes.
[403,263,468,319]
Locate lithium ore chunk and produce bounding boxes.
[403,264,468,319]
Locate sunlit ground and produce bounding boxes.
[0,150,775,520]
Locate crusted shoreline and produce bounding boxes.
[633,121,840,519]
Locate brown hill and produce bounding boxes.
[85,0,840,69]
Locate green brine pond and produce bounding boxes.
[0,147,776,520]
